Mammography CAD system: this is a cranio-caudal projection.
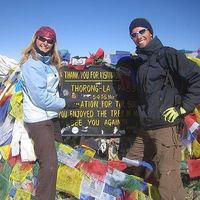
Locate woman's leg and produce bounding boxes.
[26,119,58,200]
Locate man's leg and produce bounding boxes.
[125,132,155,179]
[148,126,186,200]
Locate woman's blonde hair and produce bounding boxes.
[19,34,61,75]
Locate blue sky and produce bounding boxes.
[0,0,199,61]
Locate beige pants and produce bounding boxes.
[126,126,186,200]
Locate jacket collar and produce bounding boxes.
[35,52,51,65]
[136,36,163,61]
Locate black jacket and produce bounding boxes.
[135,36,200,130]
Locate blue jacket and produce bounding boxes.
[21,54,65,123]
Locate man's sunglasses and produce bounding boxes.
[37,36,54,44]
[130,28,148,38]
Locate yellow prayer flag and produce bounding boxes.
[81,144,96,158]
[10,162,32,183]
[192,139,200,158]
[56,165,82,199]
[187,56,200,66]
[58,143,74,154]
[0,145,11,160]
[14,188,31,200]
[10,91,23,120]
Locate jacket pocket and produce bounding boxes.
[146,90,164,123]
[159,86,180,114]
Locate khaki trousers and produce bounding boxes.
[126,126,186,200]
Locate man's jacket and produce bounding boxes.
[134,36,200,130]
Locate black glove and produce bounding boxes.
[64,98,80,109]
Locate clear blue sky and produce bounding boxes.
[0,0,199,61]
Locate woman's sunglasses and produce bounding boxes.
[130,28,148,38]
[37,36,54,44]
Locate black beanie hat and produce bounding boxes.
[129,18,153,36]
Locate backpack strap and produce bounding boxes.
[157,47,184,110]
[161,69,174,90]
[157,46,174,89]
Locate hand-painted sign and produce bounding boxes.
[59,65,138,136]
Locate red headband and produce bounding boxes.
[35,26,56,42]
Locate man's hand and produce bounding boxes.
[162,107,186,123]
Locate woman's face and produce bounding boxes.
[130,27,153,49]
[35,36,54,53]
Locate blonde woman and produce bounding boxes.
[20,26,74,200]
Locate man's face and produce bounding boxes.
[130,27,153,48]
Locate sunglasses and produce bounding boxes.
[130,28,148,38]
[37,36,54,44]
